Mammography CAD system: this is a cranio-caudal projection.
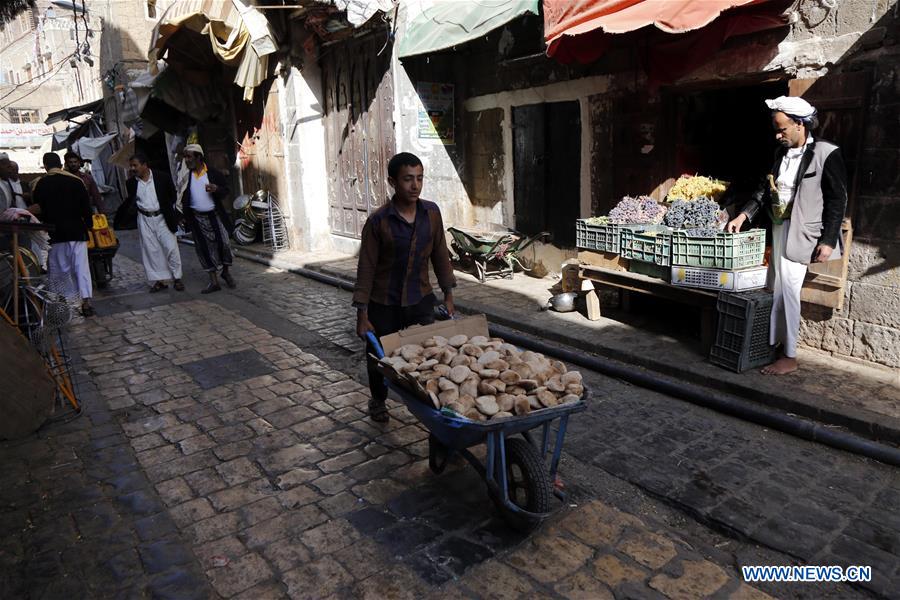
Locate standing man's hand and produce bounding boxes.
[813,244,833,263]
[356,309,374,339]
[726,213,748,233]
[444,292,455,317]
[205,183,218,194]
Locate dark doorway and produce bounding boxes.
[669,80,788,208]
[512,101,581,247]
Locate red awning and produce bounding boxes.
[544,0,790,82]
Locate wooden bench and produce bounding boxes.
[576,250,719,352]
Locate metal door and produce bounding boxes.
[322,34,395,238]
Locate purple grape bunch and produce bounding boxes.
[664,196,723,231]
[608,196,667,224]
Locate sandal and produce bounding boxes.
[150,282,168,293]
[368,400,389,423]
[173,280,185,291]
[201,283,221,295]
[81,304,96,317]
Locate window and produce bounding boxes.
[23,64,33,82]
[9,108,41,124]
[146,0,157,19]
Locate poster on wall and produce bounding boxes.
[417,82,454,145]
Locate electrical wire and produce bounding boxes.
[0,51,79,109]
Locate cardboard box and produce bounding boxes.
[374,315,491,406]
[670,265,767,292]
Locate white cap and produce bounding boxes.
[765,96,817,118]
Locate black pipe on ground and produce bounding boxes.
[222,243,900,468]
[491,323,900,469]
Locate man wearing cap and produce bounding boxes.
[727,96,847,375]
[180,144,236,293]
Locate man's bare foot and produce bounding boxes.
[761,356,798,375]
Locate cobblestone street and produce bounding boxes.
[2,234,897,599]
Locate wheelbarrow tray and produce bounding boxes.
[388,378,588,451]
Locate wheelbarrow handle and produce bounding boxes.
[365,331,385,359]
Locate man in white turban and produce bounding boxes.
[180,144,236,293]
[727,96,848,375]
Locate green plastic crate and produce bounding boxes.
[575,220,644,253]
[671,229,766,269]
[627,260,670,281]
[619,225,672,266]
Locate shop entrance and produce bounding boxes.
[669,80,789,208]
[512,100,581,247]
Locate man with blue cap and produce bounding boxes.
[727,96,848,375]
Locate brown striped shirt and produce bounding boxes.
[353,198,456,307]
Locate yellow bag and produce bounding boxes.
[94,227,117,248]
[92,214,109,230]
[86,231,95,250]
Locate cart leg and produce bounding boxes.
[548,415,570,482]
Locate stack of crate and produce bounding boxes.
[669,229,767,291]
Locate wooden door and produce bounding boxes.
[322,34,395,238]
[790,71,870,309]
[512,101,581,246]
[512,104,546,235]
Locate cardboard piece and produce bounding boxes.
[374,315,491,405]
[378,314,489,356]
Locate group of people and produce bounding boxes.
[0,143,238,318]
[0,93,845,425]
[122,144,236,295]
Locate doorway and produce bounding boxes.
[321,33,395,239]
[512,101,581,247]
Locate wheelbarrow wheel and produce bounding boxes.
[493,438,551,528]
[428,434,451,474]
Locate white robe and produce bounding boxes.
[139,213,182,282]
[770,219,808,358]
[48,241,92,300]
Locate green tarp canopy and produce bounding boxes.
[398,0,540,59]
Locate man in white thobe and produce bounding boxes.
[728,96,848,375]
[127,153,184,292]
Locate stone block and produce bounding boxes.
[193,535,247,571]
[170,497,216,528]
[847,240,900,288]
[553,569,615,599]
[559,500,644,547]
[283,556,354,599]
[852,321,900,367]
[821,317,855,355]
[850,283,900,328]
[209,479,276,512]
[618,530,678,570]
[648,559,731,599]
[207,552,273,598]
[592,554,648,588]
[300,519,361,557]
[504,532,594,584]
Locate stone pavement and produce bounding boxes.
[230,243,900,445]
[3,238,896,599]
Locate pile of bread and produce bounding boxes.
[379,334,583,421]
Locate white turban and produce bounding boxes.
[765,96,817,119]
[184,143,204,156]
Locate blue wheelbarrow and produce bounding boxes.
[367,332,587,531]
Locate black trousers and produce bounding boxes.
[366,294,436,405]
